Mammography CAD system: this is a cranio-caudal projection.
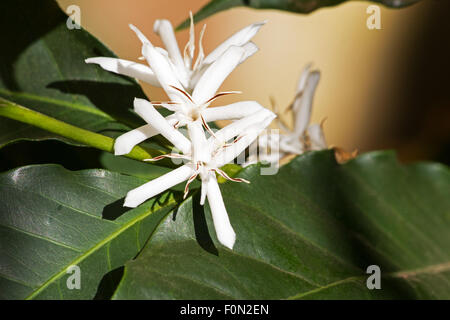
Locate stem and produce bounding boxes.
[0,98,163,162]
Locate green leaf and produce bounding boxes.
[177,0,423,29]
[0,0,147,149]
[113,150,450,299]
[0,164,180,300]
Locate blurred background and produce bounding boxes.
[56,0,450,164]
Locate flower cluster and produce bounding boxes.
[86,14,274,249]
[246,64,328,166]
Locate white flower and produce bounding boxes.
[85,13,265,92]
[113,42,268,156]
[248,64,328,165]
[123,97,275,249]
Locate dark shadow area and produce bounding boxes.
[94,266,125,300]
[0,140,103,172]
[192,192,219,256]
[48,80,147,127]
[102,198,130,221]
[0,0,65,90]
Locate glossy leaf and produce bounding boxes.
[0,164,179,299]
[113,151,450,299]
[177,0,423,29]
[0,0,148,149]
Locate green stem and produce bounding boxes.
[0,97,162,162]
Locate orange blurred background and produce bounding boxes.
[57,0,450,163]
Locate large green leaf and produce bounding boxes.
[0,0,147,149]
[0,164,180,300]
[113,150,450,299]
[177,0,423,29]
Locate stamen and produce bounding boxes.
[214,168,250,184]
[204,91,242,105]
[200,115,217,139]
[220,135,243,150]
[169,85,194,103]
[144,153,190,162]
[151,101,180,106]
[184,173,199,199]
[233,135,244,144]
[193,24,207,71]
[183,11,195,69]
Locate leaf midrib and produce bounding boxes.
[287,261,450,300]
[24,196,178,300]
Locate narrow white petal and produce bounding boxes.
[187,121,211,163]
[85,57,161,87]
[214,132,258,167]
[238,42,259,64]
[307,124,328,150]
[114,116,179,156]
[153,19,186,74]
[202,101,264,122]
[214,111,276,167]
[142,43,189,104]
[293,71,320,137]
[114,125,158,156]
[208,107,275,148]
[124,165,194,207]
[134,98,191,154]
[192,46,246,104]
[206,176,236,249]
[295,63,313,96]
[129,24,151,45]
[199,172,212,206]
[280,135,303,154]
[203,21,266,65]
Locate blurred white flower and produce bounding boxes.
[247,64,328,166]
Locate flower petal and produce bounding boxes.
[85,57,161,87]
[141,43,190,104]
[187,120,211,163]
[114,116,179,156]
[153,19,186,76]
[114,125,158,156]
[124,165,194,207]
[295,63,313,97]
[192,46,246,104]
[202,101,264,122]
[208,107,275,148]
[129,24,151,45]
[134,98,191,154]
[205,176,236,249]
[238,42,259,64]
[293,71,320,137]
[307,123,327,150]
[203,21,266,65]
[183,11,196,69]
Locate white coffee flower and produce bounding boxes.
[113,42,268,156]
[123,97,275,249]
[85,13,265,92]
[247,64,328,165]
